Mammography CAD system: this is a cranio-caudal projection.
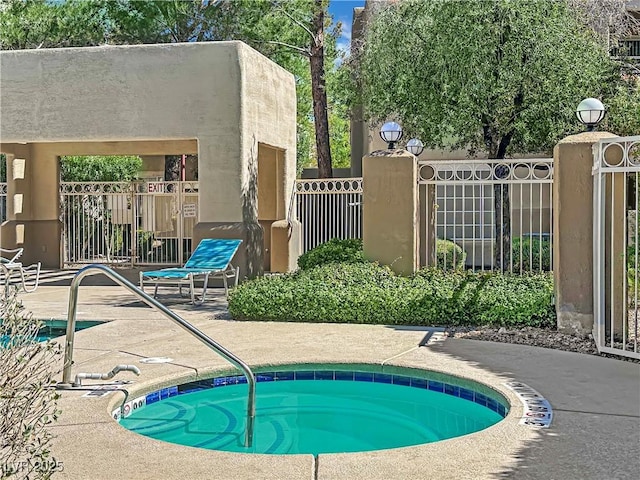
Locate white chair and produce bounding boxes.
[1,247,41,297]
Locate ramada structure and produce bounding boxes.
[0,41,300,277]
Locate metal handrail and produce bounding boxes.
[59,264,256,447]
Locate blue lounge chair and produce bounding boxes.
[139,239,242,304]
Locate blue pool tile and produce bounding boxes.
[256,373,275,382]
[459,388,474,401]
[486,398,499,412]
[294,371,314,381]
[354,372,374,382]
[167,386,179,397]
[213,377,234,387]
[497,405,507,417]
[236,376,248,384]
[428,381,444,393]
[335,371,354,381]
[315,370,334,381]
[474,393,488,406]
[178,380,209,393]
[444,384,460,397]
[374,373,392,384]
[410,378,427,389]
[145,391,160,405]
[275,371,294,381]
[392,375,411,386]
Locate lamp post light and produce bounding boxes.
[406,138,424,156]
[576,98,606,132]
[380,121,403,149]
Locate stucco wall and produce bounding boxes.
[1,41,295,224]
[0,42,298,272]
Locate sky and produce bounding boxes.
[328,0,366,56]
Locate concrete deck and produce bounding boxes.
[14,272,640,480]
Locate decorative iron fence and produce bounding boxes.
[60,181,198,267]
[593,135,640,359]
[418,158,554,273]
[294,178,363,253]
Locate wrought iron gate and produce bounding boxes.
[294,178,363,253]
[418,158,554,272]
[593,135,640,359]
[60,181,198,267]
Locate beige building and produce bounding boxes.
[0,41,300,276]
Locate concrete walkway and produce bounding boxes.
[14,277,640,480]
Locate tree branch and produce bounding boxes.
[273,2,314,40]
[262,40,311,57]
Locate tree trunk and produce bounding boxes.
[164,155,181,181]
[310,0,332,179]
[487,134,512,272]
[493,179,511,272]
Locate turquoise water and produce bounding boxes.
[35,320,102,342]
[1,320,102,344]
[121,378,504,455]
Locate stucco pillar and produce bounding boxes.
[0,144,61,267]
[362,150,419,275]
[193,138,264,280]
[553,131,617,336]
[270,219,302,272]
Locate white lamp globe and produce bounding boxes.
[380,121,403,149]
[576,98,606,131]
[406,138,425,156]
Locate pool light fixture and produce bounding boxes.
[576,98,605,132]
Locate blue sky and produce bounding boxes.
[328,0,366,55]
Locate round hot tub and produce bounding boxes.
[118,364,509,455]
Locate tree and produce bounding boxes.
[0,291,62,479]
[358,0,618,269]
[60,155,142,182]
[225,0,338,177]
[0,0,350,177]
[603,77,640,136]
[0,0,108,49]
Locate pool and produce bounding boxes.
[1,319,103,345]
[118,364,509,455]
[35,319,103,342]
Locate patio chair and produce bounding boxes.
[0,247,42,297]
[139,239,242,304]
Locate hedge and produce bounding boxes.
[228,262,555,328]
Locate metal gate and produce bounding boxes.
[294,178,363,253]
[60,181,198,267]
[418,158,554,272]
[593,135,640,359]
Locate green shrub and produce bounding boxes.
[229,263,555,328]
[297,238,367,270]
[298,238,466,271]
[436,239,466,270]
[511,237,551,272]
